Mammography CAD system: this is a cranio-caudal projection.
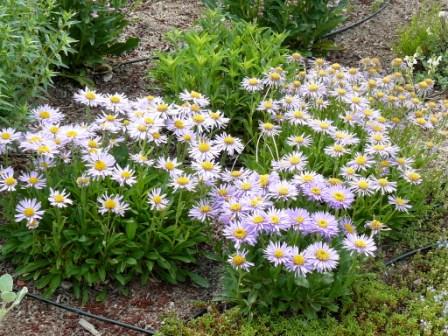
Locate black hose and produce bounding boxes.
[384,241,447,266]
[324,0,392,38]
[25,292,156,335]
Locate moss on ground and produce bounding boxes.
[158,249,448,336]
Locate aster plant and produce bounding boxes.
[0,89,242,299]
[207,56,448,316]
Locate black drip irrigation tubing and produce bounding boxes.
[323,0,392,39]
[24,292,156,335]
[20,240,447,335]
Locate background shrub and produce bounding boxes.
[54,0,139,72]
[0,0,74,125]
[150,11,289,140]
[202,0,347,51]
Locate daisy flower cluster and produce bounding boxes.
[0,88,245,290]
[204,56,447,312]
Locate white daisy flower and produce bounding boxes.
[49,188,73,208]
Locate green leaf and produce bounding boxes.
[0,274,13,293]
[294,276,310,288]
[108,37,139,56]
[188,272,209,288]
[125,220,138,240]
[1,291,17,303]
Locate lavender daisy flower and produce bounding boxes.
[285,246,313,277]
[268,180,298,201]
[323,185,355,209]
[228,250,254,271]
[388,195,412,212]
[301,180,327,202]
[343,234,377,256]
[305,242,339,272]
[223,221,257,248]
[286,208,310,232]
[264,207,290,233]
[264,241,291,266]
[339,217,357,235]
[305,211,339,239]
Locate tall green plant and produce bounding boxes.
[150,11,290,140]
[0,0,74,125]
[202,0,347,51]
[54,0,139,70]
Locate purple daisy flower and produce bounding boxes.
[304,211,339,239]
[323,185,355,209]
[286,208,310,232]
[305,241,339,272]
[264,241,291,266]
[223,221,258,248]
[301,180,327,202]
[285,246,313,277]
[343,233,377,256]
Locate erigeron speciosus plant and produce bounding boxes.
[203,54,448,315]
[0,274,27,321]
[0,88,244,297]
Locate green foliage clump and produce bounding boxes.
[54,0,139,71]
[150,11,289,138]
[0,0,74,125]
[202,0,347,51]
[0,274,27,321]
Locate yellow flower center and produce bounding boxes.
[193,114,205,123]
[332,191,346,202]
[270,73,281,81]
[153,195,162,204]
[233,228,247,239]
[264,101,273,109]
[293,111,304,118]
[1,132,11,140]
[121,171,132,178]
[408,172,421,181]
[273,249,284,258]
[319,122,329,129]
[378,178,388,187]
[358,181,369,190]
[293,255,305,265]
[345,224,355,234]
[317,219,328,228]
[23,208,35,217]
[311,187,321,195]
[259,175,269,187]
[200,205,211,213]
[232,255,246,266]
[224,136,235,145]
[230,170,242,178]
[190,91,201,99]
[355,156,367,165]
[94,160,107,171]
[277,186,289,196]
[248,78,258,85]
[308,84,319,92]
[54,194,65,203]
[395,198,405,205]
[85,91,96,100]
[270,215,280,224]
[39,111,50,119]
[157,104,169,112]
[201,161,214,171]
[241,182,252,191]
[176,176,190,186]
[110,96,121,104]
[144,117,154,125]
[198,142,210,153]
[165,161,174,170]
[104,199,117,209]
[66,130,78,138]
[137,124,148,132]
[296,216,305,224]
[37,145,50,154]
[315,248,330,261]
[230,203,242,212]
[5,177,16,186]
[252,215,264,224]
[174,120,184,129]
[303,175,313,183]
[28,177,38,185]
[289,156,301,165]
[370,220,383,230]
[354,239,367,249]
